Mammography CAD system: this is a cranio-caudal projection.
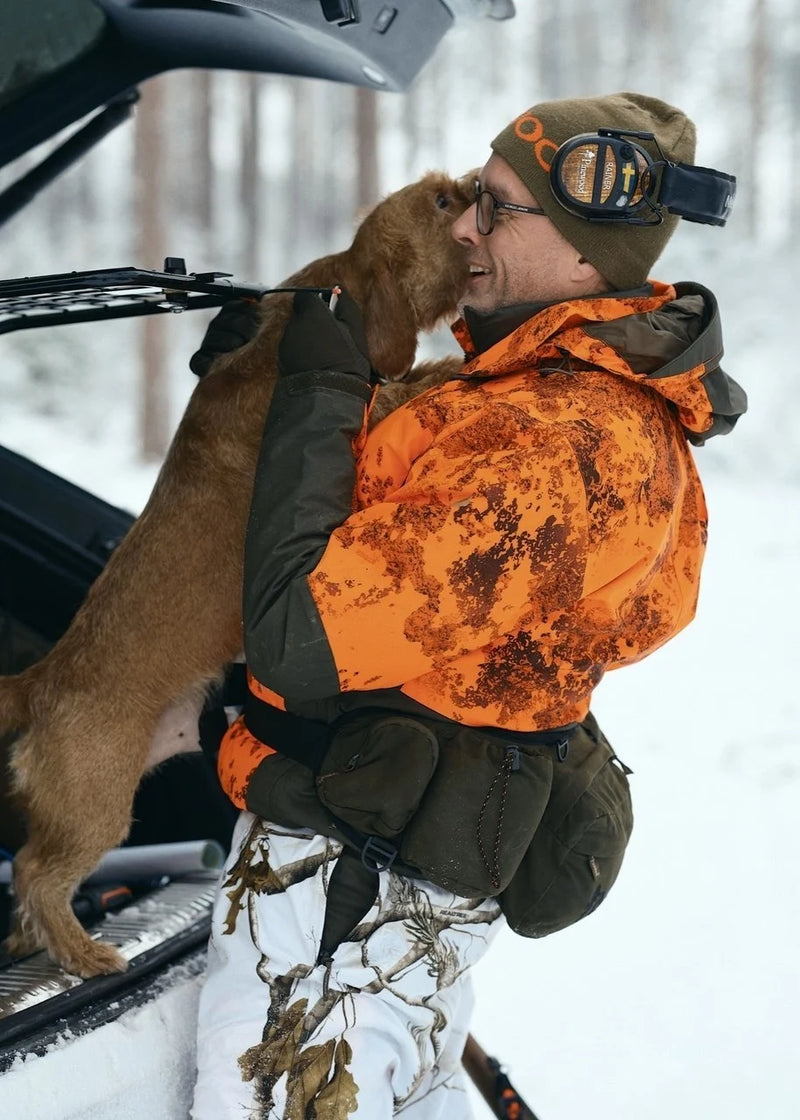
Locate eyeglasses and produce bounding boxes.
[473,178,547,235]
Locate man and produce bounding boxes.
[192,92,745,1118]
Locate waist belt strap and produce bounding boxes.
[243,692,406,875]
[243,692,331,772]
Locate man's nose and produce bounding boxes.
[451,202,480,244]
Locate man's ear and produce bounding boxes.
[574,254,610,293]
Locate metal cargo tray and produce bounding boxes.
[0,875,217,1065]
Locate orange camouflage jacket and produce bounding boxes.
[219,281,745,807]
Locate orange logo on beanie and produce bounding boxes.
[513,113,559,172]
[513,114,544,141]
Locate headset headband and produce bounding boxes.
[549,129,736,226]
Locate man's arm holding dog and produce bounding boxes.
[242,289,374,700]
[189,299,263,378]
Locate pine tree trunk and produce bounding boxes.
[573,0,601,96]
[133,78,171,462]
[286,78,315,272]
[187,70,214,234]
[747,0,768,239]
[239,73,263,280]
[790,43,800,238]
[537,0,566,99]
[355,86,380,211]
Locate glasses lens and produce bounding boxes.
[476,189,494,235]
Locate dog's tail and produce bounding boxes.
[0,674,31,736]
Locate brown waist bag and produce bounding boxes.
[243,702,633,938]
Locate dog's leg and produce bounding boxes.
[8,842,132,976]
[6,723,155,976]
[7,840,130,975]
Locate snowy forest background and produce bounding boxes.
[0,0,797,498]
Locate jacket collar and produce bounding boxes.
[450,281,747,446]
[459,285,653,358]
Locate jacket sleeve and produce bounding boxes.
[242,368,372,700]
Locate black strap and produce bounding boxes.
[243,691,331,772]
[244,689,577,771]
[478,721,577,761]
[198,662,249,763]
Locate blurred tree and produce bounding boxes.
[746,0,768,238]
[789,36,800,236]
[286,77,316,274]
[536,0,566,99]
[624,0,653,89]
[133,78,171,461]
[355,86,380,211]
[239,73,264,280]
[573,0,601,96]
[186,71,214,234]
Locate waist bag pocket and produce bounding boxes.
[245,753,342,839]
[499,713,633,937]
[316,715,439,839]
[400,725,554,898]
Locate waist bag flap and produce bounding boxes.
[316,715,439,838]
[245,752,348,843]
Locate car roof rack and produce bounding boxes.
[0,259,331,335]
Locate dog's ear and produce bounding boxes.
[361,260,418,381]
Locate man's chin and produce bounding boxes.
[458,291,496,316]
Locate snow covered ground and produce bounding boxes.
[0,965,204,1120]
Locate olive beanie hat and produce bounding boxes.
[490,92,696,290]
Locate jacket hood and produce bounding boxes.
[453,281,747,445]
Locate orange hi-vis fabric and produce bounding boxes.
[218,674,281,809]
[219,282,742,808]
[306,283,708,730]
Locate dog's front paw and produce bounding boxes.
[60,938,130,978]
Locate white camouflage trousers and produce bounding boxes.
[192,811,503,1119]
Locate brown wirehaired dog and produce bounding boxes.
[0,172,468,977]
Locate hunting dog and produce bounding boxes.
[0,172,469,977]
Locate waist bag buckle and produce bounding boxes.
[360,835,398,873]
